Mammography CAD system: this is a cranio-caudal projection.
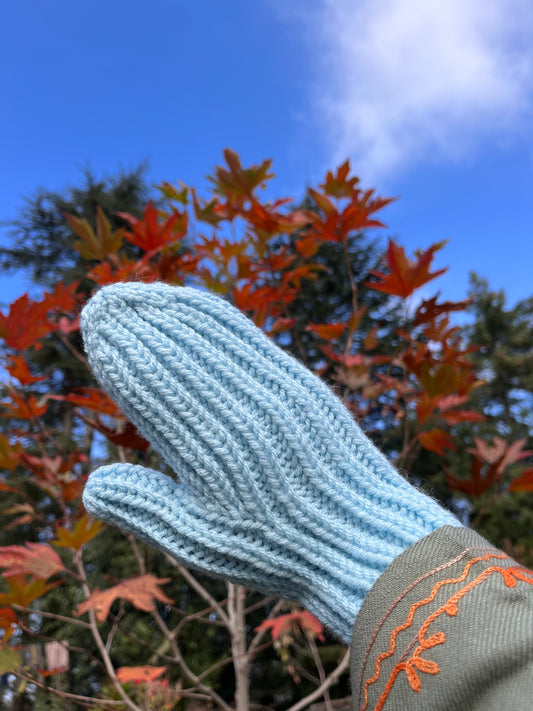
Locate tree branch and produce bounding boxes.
[164,553,230,625]
[285,649,350,711]
[227,583,250,711]
[73,549,144,711]
[13,670,125,708]
[248,598,285,655]
[105,599,125,654]
[307,634,333,711]
[150,605,233,711]
[12,604,91,629]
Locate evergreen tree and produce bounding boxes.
[466,272,533,435]
[0,166,149,290]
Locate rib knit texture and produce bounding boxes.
[81,282,461,643]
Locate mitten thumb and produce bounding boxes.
[83,464,304,603]
[83,463,241,579]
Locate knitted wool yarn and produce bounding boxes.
[81,282,461,643]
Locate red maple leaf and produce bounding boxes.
[413,294,473,326]
[418,429,457,456]
[76,411,149,451]
[6,354,48,385]
[118,202,187,252]
[0,294,56,350]
[2,391,48,420]
[509,468,533,493]
[367,239,447,299]
[468,437,532,475]
[445,458,501,498]
[47,388,121,417]
[256,610,324,642]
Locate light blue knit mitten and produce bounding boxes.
[81,282,461,643]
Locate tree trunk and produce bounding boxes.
[227,583,250,711]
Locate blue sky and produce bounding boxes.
[2,0,533,309]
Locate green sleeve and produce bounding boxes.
[350,525,533,711]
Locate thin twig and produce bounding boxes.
[248,599,285,655]
[117,444,128,466]
[105,599,125,654]
[307,634,333,711]
[285,649,350,711]
[196,641,272,683]
[150,605,233,711]
[148,603,221,664]
[56,331,90,368]
[165,553,230,626]
[13,670,125,707]
[74,550,144,711]
[12,604,91,629]
[244,595,276,614]
[127,533,146,574]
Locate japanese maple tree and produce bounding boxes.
[0,150,531,710]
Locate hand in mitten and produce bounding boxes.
[81,282,461,643]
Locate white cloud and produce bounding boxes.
[278,0,533,181]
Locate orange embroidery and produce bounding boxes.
[376,566,533,710]
[358,546,496,699]
[361,553,533,711]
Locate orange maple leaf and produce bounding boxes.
[87,255,156,286]
[6,354,48,385]
[41,280,81,314]
[509,468,533,493]
[37,666,69,678]
[0,576,61,607]
[0,543,65,580]
[47,388,121,417]
[306,323,347,340]
[116,666,166,685]
[209,149,274,204]
[0,607,17,642]
[0,434,22,471]
[2,391,48,420]
[75,576,173,622]
[53,515,103,551]
[66,207,124,261]
[319,160,361,199]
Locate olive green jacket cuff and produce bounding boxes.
[350,525,533,711]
